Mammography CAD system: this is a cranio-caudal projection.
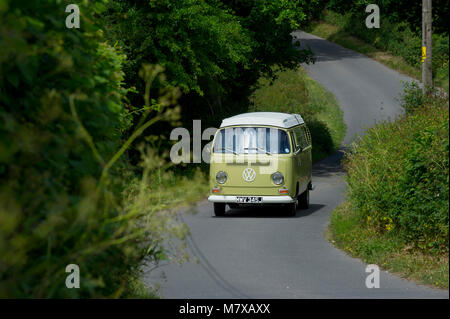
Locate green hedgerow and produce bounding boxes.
[344,83,449,252]
[0,0,185,298]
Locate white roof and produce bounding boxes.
[220,112,304,129]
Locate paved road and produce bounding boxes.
[143,31,449,298]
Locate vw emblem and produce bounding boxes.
[242,167,256,182]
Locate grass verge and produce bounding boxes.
[329,201,449,289]
[146,167,209,211]
[250,66,346,162]
[126,167,208,298]
[127,166,209,298]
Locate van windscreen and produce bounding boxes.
[213,127,291,154]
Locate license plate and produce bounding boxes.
[235,196,263,203]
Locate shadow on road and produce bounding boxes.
[215,203,326,218]
[292,31,367,63]
[312,147,347,177]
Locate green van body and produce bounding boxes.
[207,112,313,216]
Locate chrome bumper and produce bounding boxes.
[208,195,296,204]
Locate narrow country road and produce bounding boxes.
[143,31,449,298]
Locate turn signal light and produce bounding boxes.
[212,188,221,193]
[278,189,289,194]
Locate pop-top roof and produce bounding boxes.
[219,112,304,129]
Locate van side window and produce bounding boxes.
[294,126,308,150]
[292,129,301,152]
[302,126,311,146]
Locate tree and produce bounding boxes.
[103,0,318,130]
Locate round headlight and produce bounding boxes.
[216,171,227,184]
[272,172,284,185]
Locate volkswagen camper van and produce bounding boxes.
[208,112,314,216]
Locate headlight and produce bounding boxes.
[216,171,227,184]
[272,172,284,185]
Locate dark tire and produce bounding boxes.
[286,201,297,216]
[298,189,310,209]
[213,203,226,216]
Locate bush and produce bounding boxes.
[344,83,449,252]
[307,119,334,160]
[326,0,449,34]
[399,82,427,114]
[400,81,448,114]
[103,0,318,133]
[0,0,184,298]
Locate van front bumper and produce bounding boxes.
[208,195,295,204]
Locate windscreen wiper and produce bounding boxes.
[244,147,272,155]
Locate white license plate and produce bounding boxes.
[235,196,263,203]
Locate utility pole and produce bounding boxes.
[422,0,432,93]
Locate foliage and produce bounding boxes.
[343,83,449,252]
[103,0,318,131]
[399,81,446,114]
[329,202,449,288]
[1,0,323,298]
[317,9,449,90]
[104,0,252,96]
[0,0,186,298]
[326,0,449,34]
[250,67,345,162]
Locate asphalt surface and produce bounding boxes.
[143,31,449,298]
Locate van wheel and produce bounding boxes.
[286,201,297,216]
[213,203,226,216]
[298,189,310,209]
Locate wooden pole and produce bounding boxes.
[422,0,432,93]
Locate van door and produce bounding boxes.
[291,126,304,195]
[293,125,310,193]
[301,125,312,187]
